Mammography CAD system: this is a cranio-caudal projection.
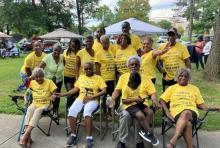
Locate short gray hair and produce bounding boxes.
[175,68,191,81]
[126,56,141,66]
[100,35,109,43]
[53,43,62,51]
[32,67,45,77]
[83,61,94,68]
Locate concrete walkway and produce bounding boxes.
[0,114,219,148]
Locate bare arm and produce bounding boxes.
[184,58,191,69]
[25,67,32,77]
[122,97,143,104]
[197,103,220,112]
[156,60,166,75]
[112,89,121,101]
[150,93,161,108]
[95,62,101,75]
[160,99,175,121]
[83,88,107,104]
[39,61,46,69]
[59,87,80,97]
[75,56,81,80]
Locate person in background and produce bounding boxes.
[195,36,205,70]
[18,41,46,91]
[56,62,107,148]
[203,36,212,64]
[160,68,220,148]
[157,28,191,91]
[115,33,137,77]
[63,38,81,108]
[95,35,115,114]
[121,22,142,56]
[75,36,95,80]
[39,43,64,118]
[19,68,57,148]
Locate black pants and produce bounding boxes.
[204,54,209,64]
[102,80,115,113]
[53,81,63,113]
[64,76,76,108]
[162,78,176,92]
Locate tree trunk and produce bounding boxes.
[188,0,194,42]
[76,0,82,35]
[203,6,220,80]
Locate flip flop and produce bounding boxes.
[167,142,176,148]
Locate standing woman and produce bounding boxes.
[115,33,137,77]
[39,43,64,118]
[63,38,81,108]
[140,37,163,84]
[75,36,95,80]
[195,36,205,70]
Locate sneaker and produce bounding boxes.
[139,131,159,146]
[66,135,77,147]
[86,138,94,148]
[136,141,145,148]
[116,141,125,148]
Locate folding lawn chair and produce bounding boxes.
[161,107,219,148]
[9,92,59,141]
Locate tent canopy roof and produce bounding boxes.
[40,28,84,39]
[105,18,167,35]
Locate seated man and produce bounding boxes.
[111,56,161,148]
[19,67,57,148]
[57,62,107,148]
[160,68,220,148]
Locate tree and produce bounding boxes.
[188,0,194,42]
[157,20,172,29]
[204,5,220,80]
[115,0,151,22]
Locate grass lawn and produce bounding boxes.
[0,55,220,130]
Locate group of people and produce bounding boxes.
[195,35,212,70]
[18,22,219,148]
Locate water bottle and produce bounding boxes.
[106,94,112,107]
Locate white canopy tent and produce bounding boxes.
[40,28,84,39]
[105,18,167,35]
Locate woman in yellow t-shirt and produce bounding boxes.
[75,36,95,80]
[140,37,162,84]
[115,33,137,77]
[18,41,46,91]
[160,68,220,148]
[63,38,81,108]
[56,62,106,147]
[19,68,57,148]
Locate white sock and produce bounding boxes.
[71,133,76,137]
[86,136,93,140]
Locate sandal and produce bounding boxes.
[167,142,176,148]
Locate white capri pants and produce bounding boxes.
[68,99,98,118]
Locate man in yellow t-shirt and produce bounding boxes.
[160,68,220,148]
[157,28,191,91]
[20,68,57,147]
[121,22,142,55]
[18,41,46,91]
[111,56,161,148]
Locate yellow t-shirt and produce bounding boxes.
[130,34,142,51]
[160,84,204,118]
[93,40,116,57]
[29,79,57,108]
[75,74,107,101]
[115,45,137,74]
[63,50,76,78]
[20,52,46,74]
[140,50,158,79]
[116,72,156,108]
[76,48,95,75]
[158,42,190,80]
[95,48,115,81]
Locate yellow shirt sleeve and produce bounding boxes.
[49,80,57,93]
[98,76,107,89]
[140,79,156,99]
[181,44,190,60]
[195,86,205,105]
[160,86,173,103]
[94,51,101,64]
[115,75,124,90]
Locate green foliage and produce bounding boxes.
[157,20,172,29]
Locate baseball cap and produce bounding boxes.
[167,28,178,36]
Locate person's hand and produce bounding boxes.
[136,96,144,104]
[83,96,93,104]
[51,94,59,102]
[108,100,115,109]
[153,101,162,109]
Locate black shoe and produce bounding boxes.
[66,135,77,147]
[139,131,159,146]
[136,141,145,148]
[116,141,125,148]
[86,138,94,148]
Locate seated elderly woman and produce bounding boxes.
[57,62,107,148]
[19,67,57,148]
[160,68,220,148]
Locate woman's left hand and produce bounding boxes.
[83,96,93,104]
[153,101,162,109]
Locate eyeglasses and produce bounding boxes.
[84,68,92,70]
